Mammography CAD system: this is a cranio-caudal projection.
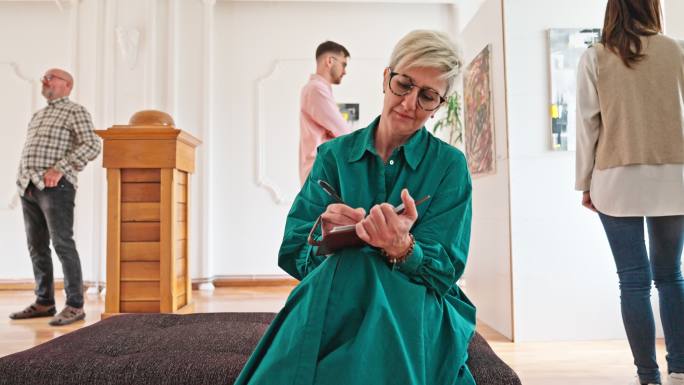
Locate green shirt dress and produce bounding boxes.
[234,116,476,385]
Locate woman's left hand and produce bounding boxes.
[581,191,597,212]
[356,189,417,258]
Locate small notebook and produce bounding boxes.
[314,197,429,256]
[315,226,366,255]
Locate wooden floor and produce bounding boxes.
[0,287,668,385]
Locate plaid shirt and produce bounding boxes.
[17,97,101,195]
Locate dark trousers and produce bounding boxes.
[20,179,83,309]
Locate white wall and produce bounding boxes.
[664,0,684,39]
[457,0,684,342]
[503,0,640,342]
[458,0,514,340]
[0,1,457,287]
[7,0,678,343]
[455,0,484,32]
[210,1,455,276]
[0,1,103,284]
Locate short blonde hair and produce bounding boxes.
[388,30,462,95]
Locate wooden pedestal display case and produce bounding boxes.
[96,110,201,317]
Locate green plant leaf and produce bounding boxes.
[431,92,463,146]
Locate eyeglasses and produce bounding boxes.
[387,70,446,111]
[41,74,67,83]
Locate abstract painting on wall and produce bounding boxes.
[464,44,495,176]
[548,28,601,151]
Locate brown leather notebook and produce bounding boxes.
[308,196,430,256]
[315,225,365,255]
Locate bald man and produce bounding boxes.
[10,68,101,326]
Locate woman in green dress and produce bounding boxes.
[235,29,475,385]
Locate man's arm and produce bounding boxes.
[53,106,102,176]
[305,86,350,137]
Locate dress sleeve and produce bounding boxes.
[575,47,601,191]
[278,147,336,280]
[395,152,472,297]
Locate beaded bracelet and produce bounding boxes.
[381,233,415,264]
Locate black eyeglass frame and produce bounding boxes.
[387,69,447,111]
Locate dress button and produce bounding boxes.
[389,159,395,165]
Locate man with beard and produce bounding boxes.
[10,68,101,326]
[299,41,351,185]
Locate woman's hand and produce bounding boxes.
[356,189,418,258]
[321,204,366,237]
[581,191,597,212]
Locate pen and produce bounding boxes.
[318,179,430,213]
[317,180,345,204]
[394,195,430,214]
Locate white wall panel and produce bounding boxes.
[0,2,75,281]
[0,64,36,278]
[211,1,454,275]
[503,0,634,341]
[664,0,684,39]
[255,59,310,204]
[458,0,513,340]
[0,1,468,288]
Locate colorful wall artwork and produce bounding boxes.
[464,44,495,176]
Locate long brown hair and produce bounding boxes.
[601,0,663,68]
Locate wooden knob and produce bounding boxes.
[128,110,175,127]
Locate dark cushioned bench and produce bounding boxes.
[0,313,521,385]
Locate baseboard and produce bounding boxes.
[0,280,103,291]
[0,280,47,290]
[191,275,298,289]
[0,277,297,291]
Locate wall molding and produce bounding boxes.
[0,62,38,115]
[67,0,80,100]
[144,0,157,107]
[165,0,178,116]
[254,58,309,205]
[0,62,37,211]
[87,0,117,293]
[199,0,216,287]
[255,59,288,205]
[213,0,459,3]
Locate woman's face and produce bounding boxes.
[380,65,448,138]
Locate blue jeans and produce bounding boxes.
[599,213,684,384]
[20,179,84,309]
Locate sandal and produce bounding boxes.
[49,305,85,326]
[9,303,56,320]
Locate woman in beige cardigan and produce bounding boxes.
[575,1,684,384]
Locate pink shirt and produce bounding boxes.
[299,74,350,185]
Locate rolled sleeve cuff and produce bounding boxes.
[397,241,424,275]
[296,243,323,278]
[54,159,72,175]
[575,178,591,192]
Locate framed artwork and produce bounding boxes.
[337,103,359,122]
[464,44,495,176]
[548,28,601,151]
